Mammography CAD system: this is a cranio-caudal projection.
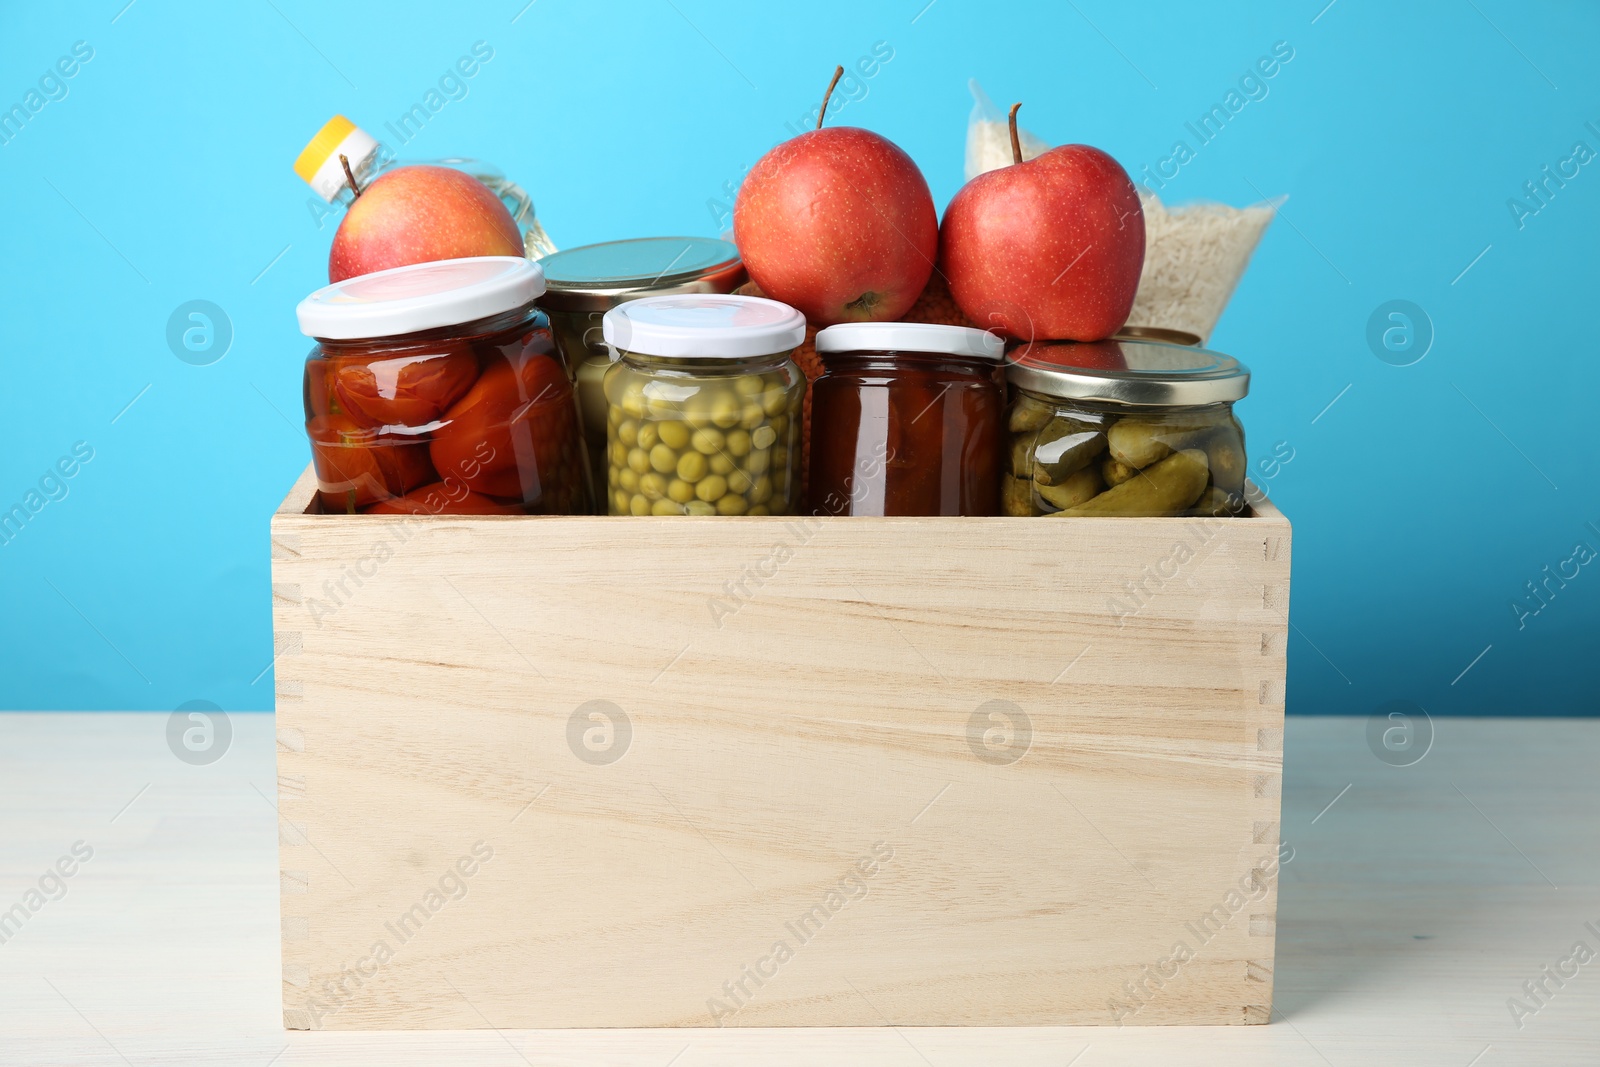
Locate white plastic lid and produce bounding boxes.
[296,257,545,340]
[815,322,1004,361]
[602,294,806,359]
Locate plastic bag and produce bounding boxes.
[964,79,1050,181]
[1124,192,1284,344]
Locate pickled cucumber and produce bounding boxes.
[1198,485,1245,517]
[1107,415,1220,469]
[1008,393,1054,434]
[1101,455,1138,487]
[1053,449,1210,517]
[1031,418,1107,486]
[1035,465,1101,510]
[1204,424,1246,492]
[1002,476,1034,517]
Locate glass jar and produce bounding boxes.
[807,323,1005,516]
[600,295,806,516]
[296,257,589,515]
[1003,339,1250,517]
[538,238,746,494]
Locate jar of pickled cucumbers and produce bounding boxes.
[1003,339,1250,518]
[600,295,807,516]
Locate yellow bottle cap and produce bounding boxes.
[293,116,381,202]
[294,115,356,183]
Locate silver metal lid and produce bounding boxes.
[1005,339,1250,407]
[538,237,745,312]
[1113,325,1202,347]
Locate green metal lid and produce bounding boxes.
[538,237,746,312]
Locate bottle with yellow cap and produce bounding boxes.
[294,115,557,259]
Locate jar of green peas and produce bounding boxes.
[600,295,807,516]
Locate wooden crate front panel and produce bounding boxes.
[271,470,1289,1028]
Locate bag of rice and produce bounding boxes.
[1124,193,1283,344]
[965,79,1049,180]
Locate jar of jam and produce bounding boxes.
[1003,339,1250,517]
[600,295,806,516]
[296,257,589,515]
[807,323,1005,516]
[538,238,746,494]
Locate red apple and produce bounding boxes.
[940,105,1143,342]
[734,69,937,325]
[329,165,522,283]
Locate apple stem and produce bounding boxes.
[339,153,362,199]
[816,65,845,130]
[1008,103,1023,165]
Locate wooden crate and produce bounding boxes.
[270,464,1290,1029]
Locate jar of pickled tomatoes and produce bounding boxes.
[296,257,589,515]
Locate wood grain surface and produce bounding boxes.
[270,465,1290,1028]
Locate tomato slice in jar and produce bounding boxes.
[429,350,578,502]
[330,347,480,428]
[308,413,437,512]
[363,483,524,515]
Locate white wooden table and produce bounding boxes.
[0,713,1595,1065]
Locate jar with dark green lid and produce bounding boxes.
[538,238,746,493]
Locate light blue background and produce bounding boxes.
[1,1,1595,716]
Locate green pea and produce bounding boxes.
[627,447,651,474]
[710,453,735,475]
[618,467,640,492]
[710,392,741,428]
[667,478,696,503]
[725,429,752,457]
[761,386,788,417]
[749,474,773,504]
[651,498,685,516]
[691,427,725,454]
[618,419,639,447]
[649,444,677,474]
[658,420,690,449]
[747,504,770,516]
[684,500,716,516]
[751,425,777,450]
[639,472,668,500]
[676,451,708,482]
[740,402,765,429]
[628,494,651,516]
[684,392,714,428]
[716,494,748,515]
[727,469,753,494]
[734,374,765,396]
[745,449,772,474]
[612,488,630,514]
[695,474,729,502]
